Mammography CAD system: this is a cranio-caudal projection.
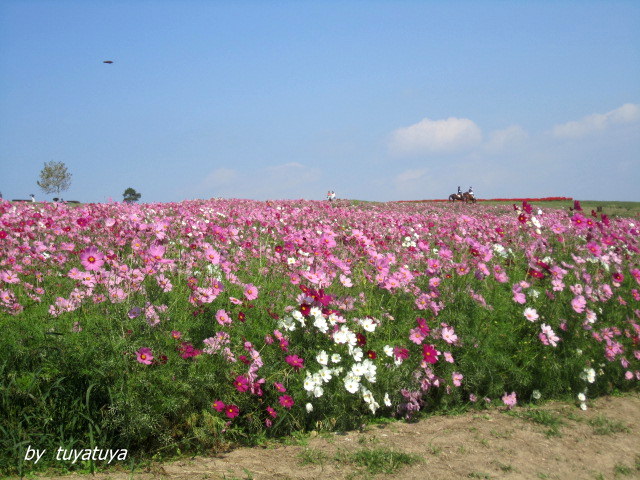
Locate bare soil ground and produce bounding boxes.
[25,393,640,480]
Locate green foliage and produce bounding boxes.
[588,415,631,436]
[37,160,72,196]
[123,187,142,203]
[346,446,421,475]
[507,409,564,437]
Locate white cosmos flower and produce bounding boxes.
[306,403,313,413]
[316,350,329,365]
[279,316,297,331]
[359,317,377,332]
[310,307,322,317]
[577,393,586,402]
[333,329,348,344]
[532,390,541,400]
[344,376,360,394]
[351,363,366,377]
[581,368,596,383]
[313,385,324,398]
[383,345,394,357]
[384,393,391,407]
[303,374,316,392]
[580,402,587,411]
[287,257,296,265]
[350,347,364,362]
[319,367,333,383]
[531,216,541,228]
[314,316,329,333]
[331,353,341,363]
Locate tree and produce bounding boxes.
[37,161,72,196]
[123,187,142,203]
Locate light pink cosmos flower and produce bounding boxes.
[523,307,539,322]
[340,274,353,287]
[452,372,463,387]
[441,326,458,344]
[502,391,517,409]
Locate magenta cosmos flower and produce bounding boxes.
[285,355,304,371]
[422,344,439,364]
[80,246,105,271]
[136,347,154,365]
[278,395,295,409]
[225,404,240,419]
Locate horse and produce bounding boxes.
[448,193,464,202]
[463,192,477,204]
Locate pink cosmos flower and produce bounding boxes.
[502,392,517,409]
[266,406,277,418]
[136,347,154,365]
[212,400,225,412]
[452,372,463,387]
[274,382,287,393]
[204,247,221,264]
[243,284,258,300]
[512,285,526,304]
[279,395,294,409]
[80,246,105,271]
[216,309,232,326]
[571,295,586,313]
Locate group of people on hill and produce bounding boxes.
[326,190,336,202]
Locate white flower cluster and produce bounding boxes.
[402,234,418,248]
[280,309,392,414]
[492,243,510,258]
[581,367,596,383]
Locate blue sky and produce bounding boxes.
[1,1,639,203]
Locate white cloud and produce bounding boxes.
[484,125,528,153]
[552,103,640,139]
[200,167,238,188]
[389,117,482,155]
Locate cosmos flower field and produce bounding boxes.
[1,198,639,472]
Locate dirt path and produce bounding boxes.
[25,393,640,480]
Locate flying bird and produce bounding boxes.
[103,60,114,64]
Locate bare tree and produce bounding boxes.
[37,161,72,196]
